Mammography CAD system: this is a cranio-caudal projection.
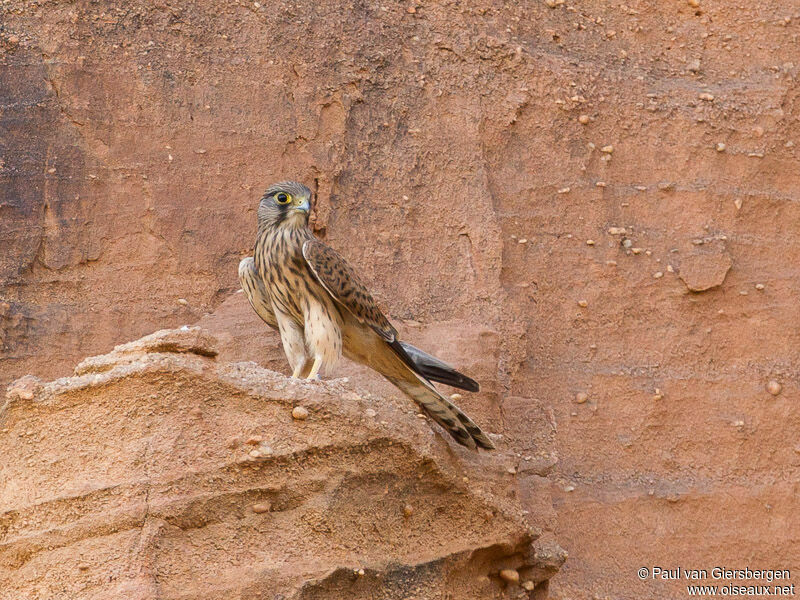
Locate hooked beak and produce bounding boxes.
[292,196,310,213]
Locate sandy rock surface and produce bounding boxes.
[1,327,564,600]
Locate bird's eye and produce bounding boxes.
[275,192,291,204]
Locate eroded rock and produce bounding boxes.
[678,252,733,292]
[0,328,563,600]
[73,326,219,375]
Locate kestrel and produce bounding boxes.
[238,181,493,450]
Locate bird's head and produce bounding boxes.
[257,181,312,230]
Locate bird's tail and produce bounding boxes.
[397,341,480,392]
[384,370,495,450]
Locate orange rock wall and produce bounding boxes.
[2,1,799,598]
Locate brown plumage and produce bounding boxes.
[241,181,494,450]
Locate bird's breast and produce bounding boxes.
[254,227,330,326]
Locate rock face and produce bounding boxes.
[0,328,564,600]
[3,1,800,598]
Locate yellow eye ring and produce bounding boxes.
[275,192,292,204]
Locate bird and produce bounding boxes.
[238,181,494,450]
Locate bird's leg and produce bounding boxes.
[275,309,307,379]
[306,356,323,380]
[291,362,305,378]
[302,301,341,380]
[298,358,314,378]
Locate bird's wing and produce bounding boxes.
[238,257,278,330]
[302,239,397,342]
[302,241,493,450]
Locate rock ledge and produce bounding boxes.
[1,327,563,600]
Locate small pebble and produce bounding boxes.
[575,392,588,404]
[688,0,699,7]
[653,388,664,400]
[716,142,726,152]
[292,406,309,420]
[249,449,262,458]
[258,443,273,456]
[365,408,377,418]
[586,239,595,245]
[578,114,590,124]
[577,299,588,307]
[499,569,520,584]
[518,238,528,244]
[522,580,535,591]
[755,283,765,290]
[450,393,463,401]
[403,504,414,517]
[667,265,674,273]
[600,145,614,153]
[252,502,271,513]
[177,298,189,306]
[557,187,571,194]
[766,380,782,396]
[734,420,745,428]
[608,227,626,235]
[356,568,365,577]
[595,181,606,187]
[564,485,575,492]
[699,92,714,101]
[653,271,663,279]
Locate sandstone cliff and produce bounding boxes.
[2,0,800,597]
[1,327,565,600]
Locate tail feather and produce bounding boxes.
[398,342,480,392]
[387,373,495,451]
